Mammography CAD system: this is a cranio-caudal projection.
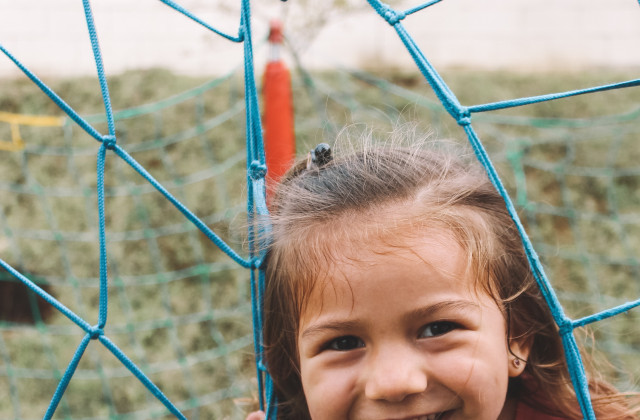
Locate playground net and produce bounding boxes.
[0,69,255,419]
[0,1,639,419]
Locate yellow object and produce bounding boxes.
[0,111,65,151]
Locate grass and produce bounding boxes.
[1,66,640,418]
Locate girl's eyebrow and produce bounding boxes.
[403,300,481,323]
[300,320,360,340]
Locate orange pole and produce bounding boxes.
[263,19,295,198]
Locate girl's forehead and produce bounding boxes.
[297,226,492,325]
[304,225,472,290]
[310,217,465,266]
[285,204,492,316]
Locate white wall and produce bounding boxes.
[305,0,640,72]
[0,0,639,78]
[0,0,249,77]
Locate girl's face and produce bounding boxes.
[297,228,529,420]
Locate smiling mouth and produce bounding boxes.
[406,410,452,420]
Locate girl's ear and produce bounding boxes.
[507,337,532,378]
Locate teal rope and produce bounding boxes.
[236,0,272,414]
[0,1,265,417]
[158,0,244,43]
[44,334,91,420]
[82,0,116,139]
[572,299,640,329]
[97,142,109,329]
[112,143,253,268]
[99,335,187,419]
[0,259,93,333]
[0,44,104,143]
[403,0,443,16]
[468,79,640,114]
[462,122,595,419]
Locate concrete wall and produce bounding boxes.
[0,0,639,78]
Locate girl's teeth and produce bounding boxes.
[412,412,442,420]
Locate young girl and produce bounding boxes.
[247,137,638,420]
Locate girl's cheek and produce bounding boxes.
[302,361,359,420]
[301,350,361,387]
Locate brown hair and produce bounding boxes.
[261,136,639,419]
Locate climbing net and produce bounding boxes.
[0,1,268,418]
[0,67,253,418]
[0,1,639,419]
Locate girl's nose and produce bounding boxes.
[364,346,428,402]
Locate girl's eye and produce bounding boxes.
[419,321,459,338]
[326,335,365,351]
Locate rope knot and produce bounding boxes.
[456,109,472,126]
[102,135,116,150]
[558,318,574,336]
[250,257,263,270]
[89,326,104,339]
[382,8,405,26]
[249,161,267,181]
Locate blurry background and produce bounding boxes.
[1,0,640,78]
[0,1,639,419]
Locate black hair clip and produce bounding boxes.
[306,143,333,170]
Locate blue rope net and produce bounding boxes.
[1,0,271,418]
[0,1,639,419]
